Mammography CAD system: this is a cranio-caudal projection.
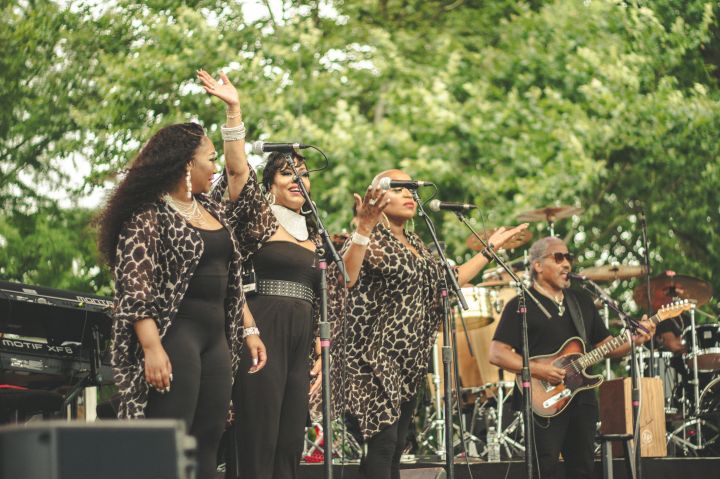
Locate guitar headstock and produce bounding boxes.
[656,300,694,321]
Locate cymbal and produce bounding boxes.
[633,271,713,310]
[466,228,533,252]
[577,265,647,282]
[516,205,583,223]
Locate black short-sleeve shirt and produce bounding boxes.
[493,286,612,407]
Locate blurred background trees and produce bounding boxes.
[1,0,718,315]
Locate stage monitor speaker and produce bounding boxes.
[599,377,667,457]
[400,467,446,479]
[0,419,196,479]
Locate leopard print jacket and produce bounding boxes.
[329,224,446,439]
[110,171,265,419]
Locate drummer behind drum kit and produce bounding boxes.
[418,205,719,461]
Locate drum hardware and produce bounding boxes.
[682,324,720,372]
[465,381,524,460]
[515,205,583,236]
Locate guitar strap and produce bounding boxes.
[565,290,588,346]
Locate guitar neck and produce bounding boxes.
[576,312,661,369]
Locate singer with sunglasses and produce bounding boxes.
[489,236,656,479]
[331,169,528,479]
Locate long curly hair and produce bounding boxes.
[261,151,318,234]
[96,122,206,266]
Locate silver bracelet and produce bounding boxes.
[351,231,371,246]
[221,122,246,142]
[242,326,260,338]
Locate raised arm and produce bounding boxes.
[456,223,529,286]
[197,69,249,201]
[342,185,389,288]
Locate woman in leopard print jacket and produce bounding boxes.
[97,70,266,479]
[333,169,527,479]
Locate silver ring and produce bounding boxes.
[368,199,377,206]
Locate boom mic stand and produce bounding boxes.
[412,190,468,479]
[451,212,551,479]
[285,155,350,479]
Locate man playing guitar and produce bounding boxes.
[489,236,656,479]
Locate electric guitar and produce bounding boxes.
[518,300,692,418]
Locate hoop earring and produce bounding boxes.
[381,213,390,228]
[185,168,192,200]
[265,191,276,205]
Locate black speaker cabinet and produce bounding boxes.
[0,419,196,479]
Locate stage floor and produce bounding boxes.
[297,457,720,478]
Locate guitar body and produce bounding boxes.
[516,337,604,418]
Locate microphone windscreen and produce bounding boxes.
[252,141,264,155]
[428,199,441,212]
[378,177,392,190]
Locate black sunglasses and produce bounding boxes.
[543,252,575,264]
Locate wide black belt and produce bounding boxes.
[255,279,314,304]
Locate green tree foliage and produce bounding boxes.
[1,0,719,315]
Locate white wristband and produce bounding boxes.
[351,231,371,246]
[242,326,260,338]
[221,122,246,142]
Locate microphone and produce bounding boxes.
[378,177,433,190]
[568,272,587,281]
[252,141,311,155]
[428,200,477,213]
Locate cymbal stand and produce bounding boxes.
[487,381,525,459]
[547,217,556,237]
[688,304,704,448]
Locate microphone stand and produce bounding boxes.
[639,209,653,378]
[452,212,551,479]
[285,156,350,479]
[412,190,467,479]
[575,276,642,479]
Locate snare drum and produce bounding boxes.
[683,324,720,372]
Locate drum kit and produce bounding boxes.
[417,205,719,461]
[631,271,720,456]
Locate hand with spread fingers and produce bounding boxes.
[196,69,240,109]
[353,184,390,235]
[487,223,530,251]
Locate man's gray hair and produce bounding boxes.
[528,236,565,279]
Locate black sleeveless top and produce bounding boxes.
[252,241,321,293]
[183,227,233,301]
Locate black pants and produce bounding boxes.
[232,297,314,479]
[349,398,416,479]
[144,298,232,479]
[532,400,598,479]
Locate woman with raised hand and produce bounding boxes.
[225,145,353,479]
[335,169,528,479]
[98,70,266,479]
